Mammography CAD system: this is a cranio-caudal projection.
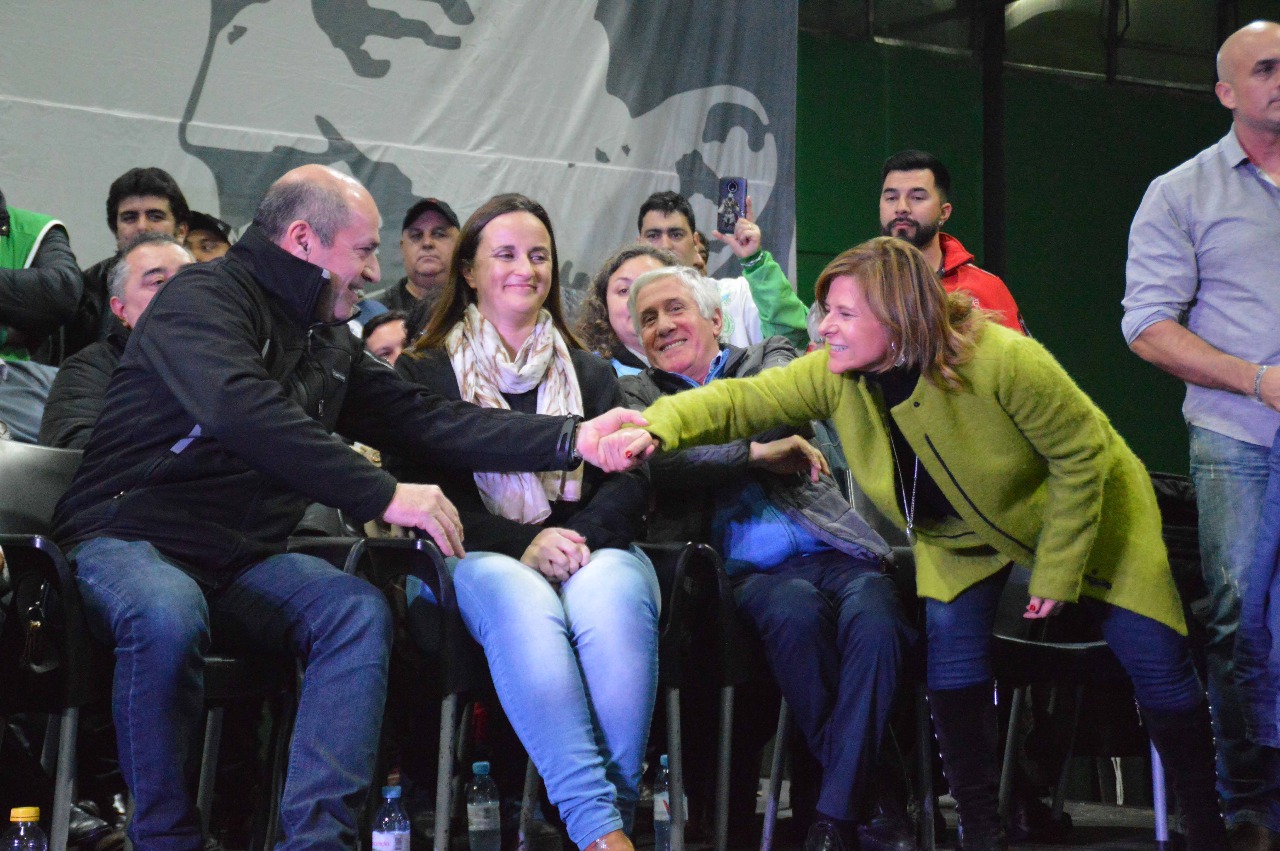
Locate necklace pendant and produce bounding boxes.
[905,523,916,545]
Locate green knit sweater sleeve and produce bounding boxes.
[742,251,810,350]
[994,334,1111,603]
[644,349,840,450]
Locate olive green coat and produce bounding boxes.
[642,324,1186,634]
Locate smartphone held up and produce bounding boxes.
[717,178,747,234]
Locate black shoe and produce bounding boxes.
[1004,790,1071,843]
[804,819,852,851]
[68,803,125,851]
[857,807,917,851]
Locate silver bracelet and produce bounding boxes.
[1255,364,1271,403]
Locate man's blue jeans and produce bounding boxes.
[732,550,914,821]
[451,547,659,850]
[74,537,393,851]
[1191,424,1280,830]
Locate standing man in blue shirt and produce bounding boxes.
[1123,20,1280,849]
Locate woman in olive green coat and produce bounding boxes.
[623,237,1224,850]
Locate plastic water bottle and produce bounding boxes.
[3,808,48,851]
[466,761,501,851]
[653,755,671,851]
[372,786,411,851]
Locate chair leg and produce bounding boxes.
[760,700,789,851]
[519,758,538,850]
[50,706,78,851]
[916,687,935,851]
[254,690,293,851]
[666,687,685,851]
[436,694,458,851]
[715,685,734,851]
[1150,741,1170,849]
[997,686,1026,818]
[1049,685,1085,822]
[197,706,225,839]
[41,712,61,776]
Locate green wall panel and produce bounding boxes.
[797,34,984,300]
[797,31,1229,473]
[1004,70,1223,474]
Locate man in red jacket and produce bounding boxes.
[880,150,1027,334]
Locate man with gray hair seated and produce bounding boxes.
[617,265,916,851]
[41,233,193,449]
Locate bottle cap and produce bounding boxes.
[10,807,39,821]
[382,786,402,799]
[472,761,490,775]
[659,754,668,768]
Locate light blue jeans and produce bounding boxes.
[1190,424,1280,830]
[449,546,659,849]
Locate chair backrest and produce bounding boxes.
[0,441,82,535]
[0,443,97,713]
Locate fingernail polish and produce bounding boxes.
[1026,603,1037,613]
[625,451,632,458]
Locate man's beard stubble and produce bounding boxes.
[881,217,940,250]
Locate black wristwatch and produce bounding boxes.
[557,415,584,468]
[569,420,584,466]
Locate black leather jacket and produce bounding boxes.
[54,225,579,586]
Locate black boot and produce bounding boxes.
[928,683,1006,851]
[857,781,917,851]
[1142,702,1228,851]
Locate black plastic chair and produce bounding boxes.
[990,564,1170,847]
[293,532,734,851]
[287,532,470,851]
[644,540,738,851]
[0,441,294,850]
[0,443,97,851]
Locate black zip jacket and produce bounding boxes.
[39,327,129,450]
[54,226,579,587]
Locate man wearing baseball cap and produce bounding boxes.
[374,197,459,317]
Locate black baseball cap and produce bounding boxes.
[186,210,232,241]
[401,198,459,231]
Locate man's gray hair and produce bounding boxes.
[108,233,193,301]
[253,179,350,246]
[627,265,726,344]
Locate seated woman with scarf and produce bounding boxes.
[388,193,657,851]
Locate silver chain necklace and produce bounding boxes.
[892,452,919,543]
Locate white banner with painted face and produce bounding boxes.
[0,1,796,308]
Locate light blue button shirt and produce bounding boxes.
[1123,127,1280,447]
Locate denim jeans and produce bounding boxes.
[925,567,1202,712]
[1237,429,1280,747]
[1191,424,1280,829]
[451,547,659,849]
[74,537,393,851]
[733,550,914,821]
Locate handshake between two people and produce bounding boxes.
[380,408,658,559]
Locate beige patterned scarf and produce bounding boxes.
[446,303,584,522]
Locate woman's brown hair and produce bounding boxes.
[814,236,986,390]
[575,243,681,358]
[412,193,581,352]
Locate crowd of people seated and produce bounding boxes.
[3,20,1280,851]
